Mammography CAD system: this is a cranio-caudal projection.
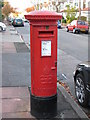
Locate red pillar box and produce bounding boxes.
[25,11,62,118]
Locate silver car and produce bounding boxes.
[0,22,6,31]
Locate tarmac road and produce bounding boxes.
[16,23,89,61]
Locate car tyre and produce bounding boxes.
[78,30,80,34]
[75,74,88,107]
[66,27,69,32]
[73,29,76,34]
[0,26,2,32]
[85,30,88,34]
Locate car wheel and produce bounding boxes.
[73,29,76,34]
[0,26,2,32]
[85,30,88,34]
[66,27,69,32]
[75,74,88,107]
[78,30,80,34]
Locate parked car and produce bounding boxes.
[0,22,6,32]
[57,20,61,29]
[12,18,24,27]
[22,18,29,23]
[73,61,90,107]
[66,20,89,34]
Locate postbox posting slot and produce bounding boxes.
[39,31,53,35]
[38,30,54,37]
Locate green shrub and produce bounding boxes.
[62,19,66,23]
[77,16,87,21]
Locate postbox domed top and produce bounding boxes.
[25,10,62,21]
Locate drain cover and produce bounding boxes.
[14,42,30,53]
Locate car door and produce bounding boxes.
[68,21,74,31]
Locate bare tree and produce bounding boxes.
[52,0,67,12]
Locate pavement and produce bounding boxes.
[0,23,89,119]
[2,25,30,87]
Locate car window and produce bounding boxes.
[71,21,76,25]
[78,21,85,25]
[15,19,22,22]
[71,21,73,25]
[77,21,81,25]
[81,21,85,25]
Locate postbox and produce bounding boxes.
[25,11,62,118]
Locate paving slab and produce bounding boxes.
[2,34,23,43]
[1,87,29,115]
[1,87,34,118]
[2,42,16,53]
[2,42,15,49]
[2,97,30,113]
[14,42,30,53]
[2,53,30,87]
[0,53,2,88]
[0,99,2,113]
[2,112,35,118]
[1,26,23,43]
[0,87,29,99]
[0,33,2,54]
[1,87,82,119]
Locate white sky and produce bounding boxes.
[7,0,49,12]
[7,0,34,11]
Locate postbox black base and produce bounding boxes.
[31,94,57,119]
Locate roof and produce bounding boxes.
[82,7,90,11]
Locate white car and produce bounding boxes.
[0,22,6,32]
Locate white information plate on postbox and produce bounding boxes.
[41,41,51,56]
